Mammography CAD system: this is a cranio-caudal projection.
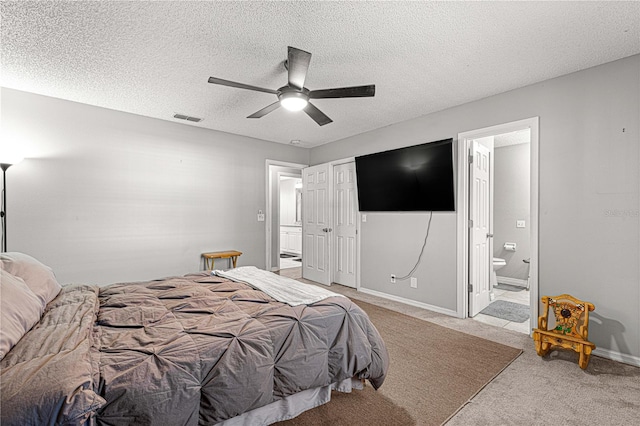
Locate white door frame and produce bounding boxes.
[456,117,539,332]
[266,160,307,272]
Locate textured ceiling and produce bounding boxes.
[2,1,639,148]
[494,129,530,148]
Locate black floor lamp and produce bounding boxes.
[1,158,22,253]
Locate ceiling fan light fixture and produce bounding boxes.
[208,47,374,125]
[279,91,308,112]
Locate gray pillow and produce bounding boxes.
[0,252,61,306]
[0,269,44,360]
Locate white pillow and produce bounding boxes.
[0,269,45,360]
[0,252,61,306]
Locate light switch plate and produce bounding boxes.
[516,220,525,228]
[362,214,367,223]
[257,213,265,222]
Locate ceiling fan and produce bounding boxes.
[208,46,375,126]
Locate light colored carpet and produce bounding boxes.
[275,300,522,426]
[276,268,640,425]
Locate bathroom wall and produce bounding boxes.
[493,143,531,282]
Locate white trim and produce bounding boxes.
[496,276,528,287]
[529,119,540,336]
[593,347,640,368]
[327,156,356,167]
[356,211,361,291]
[357,287,459,317]
[265,160,307,272]
[457,117,540,324]
[456,137,469,319]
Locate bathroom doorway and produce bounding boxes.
[483,129,532,333]
[278,175,303,269]
[457,118,539,334]
[266,161,306,273]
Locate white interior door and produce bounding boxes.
[333,162,357,288]
[302,164,331,285]
[469,140,492,317]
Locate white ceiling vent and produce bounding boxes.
[173,113,203,123]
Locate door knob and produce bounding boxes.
[486,233,494,238]
[322,228,329,232]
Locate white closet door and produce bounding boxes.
[333,162,357,288]
[302,164,330,285]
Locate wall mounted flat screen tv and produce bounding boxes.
[355,138,455,212]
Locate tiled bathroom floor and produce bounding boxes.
[473,286,531,334]
[279,257,302,269]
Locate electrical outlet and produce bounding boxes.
[410,277,417,288]
[390,274,396,284]
[516,220,525,228]
[257,210,265,222]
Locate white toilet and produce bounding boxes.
[492,257,507,289]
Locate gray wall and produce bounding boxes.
[3,54,639,360]
[2,88,308,285]
[311,55,640,359]
[360,212,458,310]
[494,143,531,281]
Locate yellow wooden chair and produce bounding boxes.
[533,294,595,369]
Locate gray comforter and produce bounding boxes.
[0,273,389,425]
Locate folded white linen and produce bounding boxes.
[213,266,345,306]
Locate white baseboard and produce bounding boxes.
[357,287,640,368]
[357,287,458,317]
[497,276,528,287]
[593,347,640,368]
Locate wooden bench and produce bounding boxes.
[202,250,242,271]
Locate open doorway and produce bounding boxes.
[474,130,532,333]
[267,159,359,284]
[266,161,306,273]
[279,175,303,269]
[457,118,539,335]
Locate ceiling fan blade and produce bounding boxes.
[309,85,376,99]
[247,101,281,119]
[208,77,277,95]
[287,46,312,90]
[304,102,333,126]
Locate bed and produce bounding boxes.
[0,253,389,425]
